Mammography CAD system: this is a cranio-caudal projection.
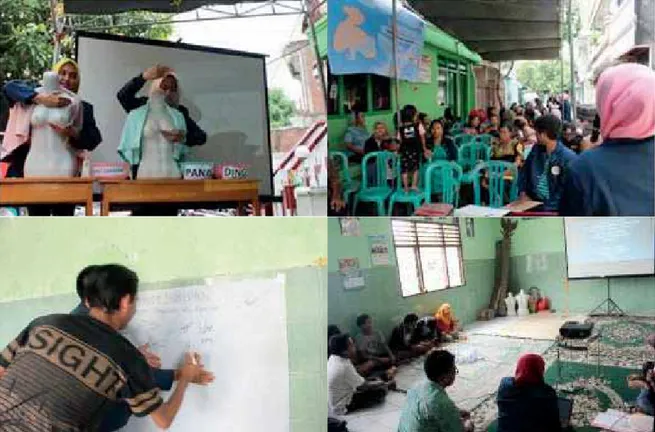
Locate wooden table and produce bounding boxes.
[98,179,260,216]
[0,177,94,215]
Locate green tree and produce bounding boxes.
[268,88,296,128]
[516,59,571,95]
[0,0,173,82]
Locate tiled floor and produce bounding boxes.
[337,314,571,432]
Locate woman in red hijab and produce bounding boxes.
[496,354,562,432]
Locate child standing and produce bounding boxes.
[397,105,429,192]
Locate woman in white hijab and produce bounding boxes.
[118,73,187,179]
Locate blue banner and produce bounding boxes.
[328,0,426,82]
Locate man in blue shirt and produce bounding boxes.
[517,114,577,212]
[72,265,213,431]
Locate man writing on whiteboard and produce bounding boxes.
[70,265,215,431]
[0,264,214,431]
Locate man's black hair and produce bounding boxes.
[75,265,99,300]
[356,313,371,328]
[328,324,341,340]
[83,264,139,313]
[424,349,456,383]
[534,114,562,141]
[329,333,352,358]
[404,313,419,325]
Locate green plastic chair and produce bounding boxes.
[353,151,396,215]
[453,133,475,149]
[424,161,463,206]
[475,134,494,147]
[388,157,426,215]
[430,145,449,161]
[457,142,491,204]
[457,142,491,179]
[472,160,519,207]
[329,151,358,207]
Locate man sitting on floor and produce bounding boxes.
[389,314,436,361]
[356,313,396,367]
[328,333,389,416]
[331,322,397,381]
[398,350,473,432]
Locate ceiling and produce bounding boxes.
[408,0,564,62]
[63,0,301,14]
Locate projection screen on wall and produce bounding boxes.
[564,218,655,279]
[76,32,273,195]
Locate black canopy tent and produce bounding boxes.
[57,0,327,99]
[407,0,563,62]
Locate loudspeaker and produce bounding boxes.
[559,321,594,339]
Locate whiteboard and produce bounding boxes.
[77,33,273,195]
[122,274,289,432]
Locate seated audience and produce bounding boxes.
[435,304,462,341]
[344,111,369,163]
[414,315,443,345]
[398,350,473,432]
[328,333,389,416]
[561,63,655,216]
[427,119,457,161]
[492,124,523,165]
[462,111,482,135]
[355,314,396,367]
[496,354,562,432]
[518,115,576,212]
[561,122,583,154]
[486,113,501,138]
[363,121,394,185]
[388,314,435,360]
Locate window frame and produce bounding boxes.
[391,218,467,298]
[327,61,394,118]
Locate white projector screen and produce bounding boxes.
[76,32,273,195]
[564,218,655,278]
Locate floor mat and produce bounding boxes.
[396,334,553,410]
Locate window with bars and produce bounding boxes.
[391,219,465,297]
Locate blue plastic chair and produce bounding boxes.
[353,151,396,215]
[457,142,492,203]
[388,157,426,215]
[330,151,358,207]
[424,161,463,206]
[475,134,493,147]
[457,142,491,178]
[453,133,475,149]
[472,161,519,207]
[430,145,449,161]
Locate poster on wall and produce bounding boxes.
[417,55,432,83]
[340,217,361,236]
[369,235,390,266]
[339,257,365,290]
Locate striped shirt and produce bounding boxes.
[0,314,162,431]
[535,156,551,201]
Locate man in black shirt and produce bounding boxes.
[0,264,211,431]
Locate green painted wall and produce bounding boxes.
[0,218,328,432]
[328,217,500,338]
[508,218,655,316]
[327,46,477,153]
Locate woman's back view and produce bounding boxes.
[496,354,562,432]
